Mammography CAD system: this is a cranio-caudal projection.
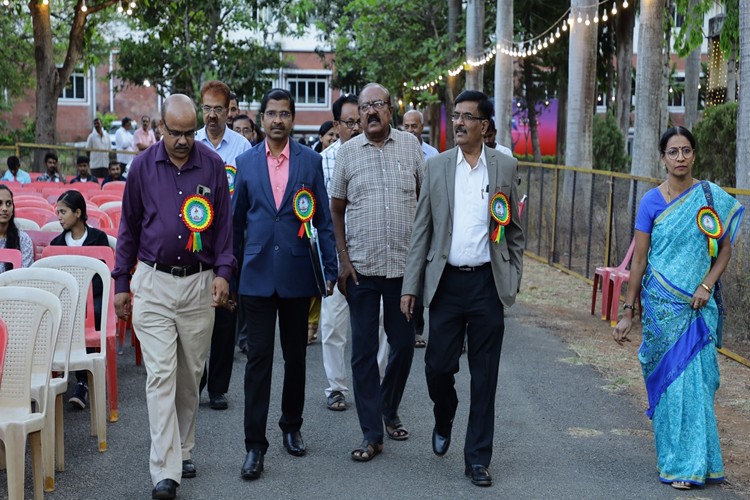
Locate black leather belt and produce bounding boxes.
[446,263,491,272]
[140,259,211,277]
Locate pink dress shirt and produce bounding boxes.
[265,140,290,210]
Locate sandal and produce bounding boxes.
[326,391,347,411]
[384,419,409,441]
[351,441,383,462]
[671,481,692,490]
[414,335,426,348]
[307,324,318,345]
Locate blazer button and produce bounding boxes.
[442,255,447,259]
[274,245,279,250]
[275,217,280,222]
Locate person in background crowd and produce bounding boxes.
[313,121,337,153]
[135,115,157,154]
[115,117,136,169]
[195,80,251,411]
[233,114,256,144]
[613,126,744,490]
[0,184,34,273]
[86,117,111,178]
[101,160,126,186]
[152,117,162,142]
[403,110,439,161]
[484,118,514,157]
[252,120,265,145]
[227,93,240,129]
[2,156,31,184]
[70,156,99,184]
[36,152,66,183]
[329,82,424,462]
[51,190,110,408]
[113,94,234,500]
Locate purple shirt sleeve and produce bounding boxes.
[112,141,236,293]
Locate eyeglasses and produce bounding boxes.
[450,112,486,122]
[263,110,293,120]
[664,146,694,160]
[163,123,196,139]
[340,119,362,129]
[201,105,225,115]
[359,100,390,113]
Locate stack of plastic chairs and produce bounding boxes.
[0,318,6,387]
[591,237,635,321]
[0,286,62,500]
[0,248,23,271]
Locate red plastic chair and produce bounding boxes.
[591,237,635,321]
[26,230,57,261]
[90,193,122,207]
[40,245,119,422]
[518,194,528,217]
[13,193,50,204]
[87,209,114,229]
[68,182,101,195]
[0,317,6,386]
[100,205,121,230]
[608,270,642,327]
[101,181,125,194]
[15,198,55,211]
[0,248,23,270]
[14,207,58,227]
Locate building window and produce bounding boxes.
[287,74,329,106]
[668,75,684,110]
[59,71,86,101]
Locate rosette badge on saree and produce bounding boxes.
[489,192,511,243]
[696,206,722,257]
[181,194,214,252]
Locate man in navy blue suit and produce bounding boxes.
[232,88,337,480]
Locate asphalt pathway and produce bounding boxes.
[3,305,741,499]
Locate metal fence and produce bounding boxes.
[518,161,750,348]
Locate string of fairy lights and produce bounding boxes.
[1,0,137,15]
[407,0,630,92]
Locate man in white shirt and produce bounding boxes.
[403,110,439,161]
[195,80,251,412]
[86,118,111,178]
[401,90,524,487]
[115,117,136,168]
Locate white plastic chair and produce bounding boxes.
[0,286,62,500]
[97,200,122,212]
[40,221,62,232]
[0,268,80,492]
[32,255,110,452]
[106,234,117,251]
[14,217,41,231]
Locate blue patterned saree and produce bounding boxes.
[636,181,743,486]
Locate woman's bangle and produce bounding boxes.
[623,303,634,311]
[700,282,712,293]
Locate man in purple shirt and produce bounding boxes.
[113,94,235,500]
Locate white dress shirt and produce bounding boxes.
[448,146,490,267]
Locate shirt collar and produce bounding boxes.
[155,140,202,170]
[265,139,290,160]
[196,126,228,148]
[360,125,395,148]
[456,144,487,171]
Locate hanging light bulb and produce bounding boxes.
[117,1,123,12]
[602,10,608,22]
[555,28,561,38]
[577,12,583,23]
[562,22,567,32]
[3,0,9,5]
[567,16,574,25]
[594,13,599,23]
[611,2,617,15]
[622,0,628,8]
[130,1,136,7]
[81,0,88,11]
[585,14,590,25]
[543,40,548,48]
[42,0,49,4]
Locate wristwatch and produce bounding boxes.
[623,303,634,311]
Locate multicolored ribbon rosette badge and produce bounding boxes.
[696,206,723,257]
[293,187,316,239]
[489,192,511,244]
[225,165,237,196]
[181,194,214,252]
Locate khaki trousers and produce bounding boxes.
[131,263,215,485]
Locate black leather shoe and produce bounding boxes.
[465,464,492,487]
[240,449,264,480]
[209,393,228,410]
[152,479,178,499]
[283,431,306,456]
[432,428,451,456]
[181,459,196,478]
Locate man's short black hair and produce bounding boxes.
[487,118,497,132]
[332,93,359,121]
[6,156,20,169]
[454,90,493,120]
[44,152,58,163]
[260,88,295,118]
[229,92,238,102]
[234,114,253,125]
[108,159,121,168]
[76,155,90,165]
[122,117,131,127]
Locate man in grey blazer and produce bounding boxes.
[401,90,524,487]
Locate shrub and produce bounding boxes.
[592,112,628,172]
[692,102,737,187]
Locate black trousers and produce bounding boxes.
[241,294,309,453]
[425,265,505,467]
[200,306,237,395]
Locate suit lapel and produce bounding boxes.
[277,140,299,213]
[486,149,499,233]
[445,149,457,222]
[257,143,277,209]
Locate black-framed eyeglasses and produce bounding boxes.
[340,119,362,129]
[163,122,196,139]
[664,146,694,160]
[263,110,293,120]
[201,105,225,115]
[450,112,486,122]
[359,100,390,113]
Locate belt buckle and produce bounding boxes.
[458,266,472,272]
[170,265,187,277]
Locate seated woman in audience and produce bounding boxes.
[51,190,109,410]
[0,184,34,272]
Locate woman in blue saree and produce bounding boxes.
[613,126,744,490]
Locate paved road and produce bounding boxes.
[4,305,742,499]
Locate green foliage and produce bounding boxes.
[692,102,737,187]
[0,118,36,146]
[96,112,119,130]
[673,0,712,57]
[719,0,739,57]
[592,113,628,172]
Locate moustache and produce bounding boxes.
[367,115,380,124]
[455,127,467,134]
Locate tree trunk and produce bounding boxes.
[564,0,598,170]
[660,29,671,135]
[494,0,513,150]
[465,0,484,91]
[736,0,750,193]
[524,61,542,163]
[726,49,736,103]
[556,76,568,165]
[615,4,635,152]
[445,0,461,150]
[631,0,666,181]
[683,46,701,129]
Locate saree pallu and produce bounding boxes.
[638,182,743,485]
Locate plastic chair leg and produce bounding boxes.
[601,272,612,320]
[92,360,108,451]
[591,273,600,315]
[5,429,26,500]
[55,394,65,472]
[106,333,119,422]
[609,276,627,327]
[30,430,43,499]
[42,390,56,492]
